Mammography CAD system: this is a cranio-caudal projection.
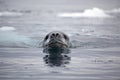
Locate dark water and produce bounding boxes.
[0,48,120,80]
[0,0,120,80]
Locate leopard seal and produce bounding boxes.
[42,31,71,53]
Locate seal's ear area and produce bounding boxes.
[63,33,69,40]
[44,34,49,41]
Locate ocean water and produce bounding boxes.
[0,0,120,80]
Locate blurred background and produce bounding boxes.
[0,0,120,48]
[0,0,120,80]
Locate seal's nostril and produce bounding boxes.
[56,33,59,37]
[52,33,55,37]
[50,33,56,39]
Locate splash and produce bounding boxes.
[58,7,111,18]
[0,26,16,31]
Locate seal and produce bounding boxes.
[42,31,71,49]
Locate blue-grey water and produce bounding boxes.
[0,0,120,80]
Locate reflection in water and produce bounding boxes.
[43,47,71,67]
[43,55,70,67]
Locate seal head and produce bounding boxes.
[43,31,71,49]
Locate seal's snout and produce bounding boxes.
[50,33,61,40]
[43,31,71,55]
[43,31,71,49]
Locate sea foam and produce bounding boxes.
[109,8,120,13]
[58,7,111,18]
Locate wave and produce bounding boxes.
[0,11,23,17]
[0,26,16,31]
[58,7,112,18]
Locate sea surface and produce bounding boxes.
[0,0,120,80]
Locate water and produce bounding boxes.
[0,48,120,80]
[0,0,120,80]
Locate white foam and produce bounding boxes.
[58,7,111,18]
[110,8,120,13]
[0,26,16,31]
[0,11,23,16]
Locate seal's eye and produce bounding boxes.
[63,34,69,40]
[44,35,49,41]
